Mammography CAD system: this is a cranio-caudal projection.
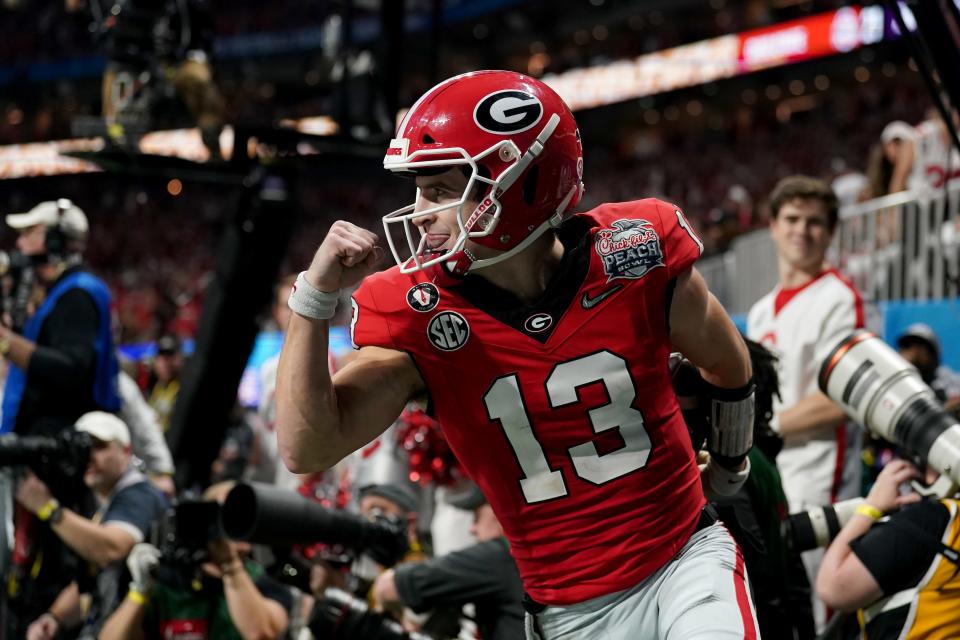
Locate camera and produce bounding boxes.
[785,498,865,553]
[310,588,432,640]
[0,429,92,505]
[221,483,410,569]
[790,330,960,552]
[819,330,960,489]
[151,499,223,566]
[0,249,36,332]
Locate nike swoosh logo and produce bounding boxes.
[581,285,623,309]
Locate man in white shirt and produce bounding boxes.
[748,175,866,630]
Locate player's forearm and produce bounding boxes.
[777,391,846,438]
[276,313,341,473]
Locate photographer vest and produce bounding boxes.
[1,270,121,433]
[859,498,960,639]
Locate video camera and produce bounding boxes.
[783,330,960,552]
[221,483,410,570]
[74,0,219,146]
[151,499,223,566]
[0,249,36,333]
[0,429,91,506]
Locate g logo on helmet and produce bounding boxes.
[473,90,544,135]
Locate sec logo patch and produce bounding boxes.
[427,311,470,351]
[407,283,440,312]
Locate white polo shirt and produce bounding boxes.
[747,268,866,511]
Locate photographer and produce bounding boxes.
[100,481,291,640]
[1,199,120,436]
[1,199,122,637]
[371,483,524,640]
[309,482,424,596]
[816,459,959,638]
[896,324,960,413]
[16,412,167,639]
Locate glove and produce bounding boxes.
[127,543,162,595]
[700,455,751,499]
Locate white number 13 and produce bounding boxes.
[483,351,652,504]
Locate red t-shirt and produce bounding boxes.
[351,198,706,605]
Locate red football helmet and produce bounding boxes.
[382,70,584,274]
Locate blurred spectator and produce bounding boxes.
[18,412,167,640]
[867,120,915,197]
[830,160,869,208]
[893,108,960,193]
[210,401,258,483]
[147,333,183,433]
[896,323,960,411]
[99,481,291,640]
[372,482,524,640]
[116,368,176,496]
[247,273,301,489]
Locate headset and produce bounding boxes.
[45,198,73,259]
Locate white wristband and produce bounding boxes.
[701,456,751,499]
[288,272,340,320]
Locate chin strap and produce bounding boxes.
[462,182,581,274]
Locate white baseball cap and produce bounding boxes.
[75,411,131,447]
[880,121,915,145]
[6,199,89,239]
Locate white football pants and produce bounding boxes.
[524,522,760,640]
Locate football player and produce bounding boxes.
[277,71,758,639]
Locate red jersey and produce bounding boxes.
[351,199,706,605]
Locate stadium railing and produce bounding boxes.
[700,185,960,315]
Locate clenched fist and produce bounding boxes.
[305,221,384,292]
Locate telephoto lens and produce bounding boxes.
[310,588,434,640]
[785,498,865,552]
[820,330,960,487]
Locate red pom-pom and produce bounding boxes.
[395,407,462,486]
